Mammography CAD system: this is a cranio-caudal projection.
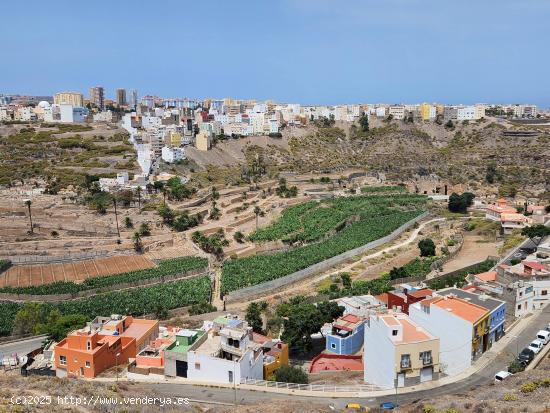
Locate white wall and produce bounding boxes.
[187,349,262,384]
[409,303,472,376]
[363,319,395,388]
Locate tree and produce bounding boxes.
[124,217,133,229]
[245,302,264,334]
[316,301,344,324]
[418,238,436,257]
[13,302,48,335]
[359,114,369,133]
[154,301,168,319]
[36,312,88,341]
[24,200,33,233]
[271,365,308,384]
[445,120,454,129]
[521,225,550,246]
[172,212,199,232]
[448,192,468,213]
[112,197,121,239]
[463,192,475,207]
[158,204,175,225]
[281,303,324,354]
[253,206,263,230]
[138,222,151,236]
[132,231,143,252]
[340,272,352,289]
[486,162,498,184]
[233,231,245,243]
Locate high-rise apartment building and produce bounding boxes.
[54,92,84,107]
[116,88,126,106]
[89,86,105,109]
[129,89,138,108]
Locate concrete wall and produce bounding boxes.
[326,323,365,355]
[364,318,396,388]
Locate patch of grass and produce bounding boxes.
[498,230,525,254]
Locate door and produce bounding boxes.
[397,373,405,387]
[420,367,433,382]
[175,360,188,378]
[228,370,234,383]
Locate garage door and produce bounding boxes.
[420,366,433,382]
[175,360,188,378]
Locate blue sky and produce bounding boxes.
[1,0,549,106]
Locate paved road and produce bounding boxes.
[137,305,550,410]
[0,335,46,358]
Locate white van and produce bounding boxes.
[494,371,513,382]
[536,330,550,345]
[528,339,544,354]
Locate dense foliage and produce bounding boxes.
[418,238,436,257]
[448,192,475,213]
[0,259,11,273]
[249,193,426,244]
[271,365,309,384]
[0,276,211,336]
[0,256,208,296]
[223,194,426,293]
[389,257,438,280]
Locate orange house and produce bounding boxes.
[55,315,158,379]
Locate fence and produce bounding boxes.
[225,211,429,302]
[240,378,384,393]
[0,269,208,303]
[0,250,130,265]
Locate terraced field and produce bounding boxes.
[222,193,428,293]
[0,255,154,288]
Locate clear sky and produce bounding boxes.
[1,0,549,106]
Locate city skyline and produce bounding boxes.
[1,0,549,107]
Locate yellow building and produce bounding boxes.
[195,131,211,151]
[419,103,434,121]
[253,333,289,379]
[54,92,84,107]
[169,131,182,147]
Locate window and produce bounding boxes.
[85,361,90,368]
[517,304,521,310]
[331,343,336,349]
[87,341,91,351]
[392,330,398,336]
[420,351,432,365]
[400,354,411,369]
[59,355,67,365]
[542,290,548,296]
[195,363,201,370]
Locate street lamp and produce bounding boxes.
[115,352,121,382]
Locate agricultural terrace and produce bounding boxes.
[0,275,211,336]
[0,255,155,288]
[221,194,428,293]
[360,185,407,193]
[0,256,208,295]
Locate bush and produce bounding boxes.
[271,365,308,384]
[418,238,436,257]
[189,302,217,316]
[503,393,518,401]
[520,381,539,393]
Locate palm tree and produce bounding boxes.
[162,187,167,206]
[24,200,33,234]
[253,206,262,230]
[113,197,120,239]
[136,186,142,212]
[132,231,143,252]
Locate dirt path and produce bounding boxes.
[441,234,498,273]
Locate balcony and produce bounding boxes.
[421,356,433,366]
[221,342,244,356]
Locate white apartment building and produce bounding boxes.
[364,313,440,388]
[376,107,387,117]
[456,106,476,121]
[161,146,185,163]
[137,143,154,175]
[186,318,263,384]
[14,106,37,122]
[59,104,88,123]
[388,105,405,120]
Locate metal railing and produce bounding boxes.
[240,378,385,392]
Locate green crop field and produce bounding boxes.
[249,193,426,244]
[0,256,208,296]
[222,194,427,293]
[0,275,211,336]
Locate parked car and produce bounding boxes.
[518,348,535,365]
[495,371,513,382]
[536,330,550,345]
[528,339,544,354]
[380,402,398,410]
[345,403,369,412]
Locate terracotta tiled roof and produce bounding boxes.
[408,288,433,299]
[474,271,497,282]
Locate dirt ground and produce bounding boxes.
[441,234,498,273]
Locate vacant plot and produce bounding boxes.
[0,255,154,287]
